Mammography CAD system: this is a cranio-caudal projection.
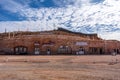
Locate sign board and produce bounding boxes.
[76,42,88,46]
[34,42,40,46]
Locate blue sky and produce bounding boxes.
[0,0,120,40]
[0,0,104,21]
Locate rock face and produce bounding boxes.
[0,28,120,55]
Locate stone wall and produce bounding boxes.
[0,31,120,55]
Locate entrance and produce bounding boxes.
[76,47,85,55]
[46,48,51,55]
[117,49,119,54]
[99,48,104,54]
[112,49,119,55]
[89,47,104,55]
[14,46,27,55]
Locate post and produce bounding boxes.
[5,28,7,33]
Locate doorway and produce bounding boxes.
[76,47,85,55]
[89,47,104,55]
[46,48,51,55]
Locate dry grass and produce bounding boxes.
[0,55,120,80]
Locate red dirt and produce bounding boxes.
[0,55,120,80]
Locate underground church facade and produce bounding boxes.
[0,28,120,55]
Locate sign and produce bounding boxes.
[42,41,55,46]
[76,42,88,46]
[34,42,40,46]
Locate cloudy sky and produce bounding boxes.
[0,0,120,40]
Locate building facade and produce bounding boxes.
[0,28,120,55]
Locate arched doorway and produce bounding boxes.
[14,46,27,55]
[46,48,51,55]
[57,45,72,55]
[111,49,119,55]
[76,47,85,55]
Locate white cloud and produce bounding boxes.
[0,0,120,41]
[19,0,120,26]
[52,0,91,7]
[99,32,120,41]
[0,21,55,32]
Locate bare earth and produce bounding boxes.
[0,55,120,80]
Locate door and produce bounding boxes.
[76,47,85,55]
[99,48,104,54]
[46,48,51,55]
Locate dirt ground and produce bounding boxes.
[0,55,120,80]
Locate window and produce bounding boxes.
[34,42,40,55]
[34,47,40,55]
[58,46,71,54]
[15,48,18,52]
[24,48,27,52]
[14,46,27,55]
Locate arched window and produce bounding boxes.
[34,42,40,55]
[14,46,27,55]
[34,47,40,55]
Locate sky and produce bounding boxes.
[0,0,104,21]
[0,0,120,41]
